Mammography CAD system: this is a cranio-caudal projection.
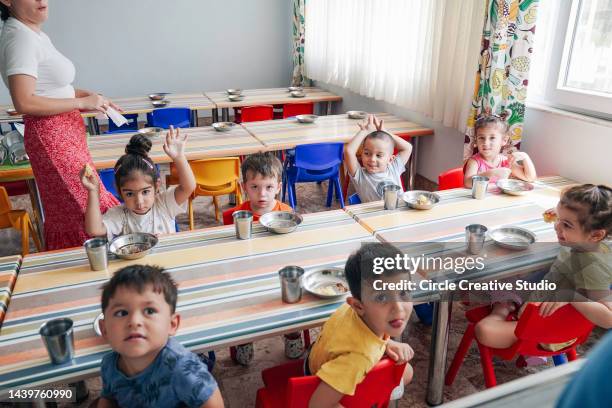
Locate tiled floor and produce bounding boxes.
[2,174,604,407]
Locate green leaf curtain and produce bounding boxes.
[463,0,539,160]
[292,0,306,86]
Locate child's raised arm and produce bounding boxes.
[509,151,537,182]
[344,116,375,178]
[389,132,412,166]
[163,126,196,205]
[80,164,108,237]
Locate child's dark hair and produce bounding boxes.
[559,184,612,237]
[241,152,283,182]
[0,4,10,21]
[363,131,393,149]
[114,134,159,189]
[101,265,178,313]
[345,242,407,301]
[474,115,509,136]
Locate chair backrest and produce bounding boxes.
[348,193,362,205]
[190,158,241,187]
[286,358,405,407]
[282,102,314,118]
[98,168,121,201]
[294,143,343,171]
[241,105,274,123]
[222,207,238,225]
[0,186,11,214]
[438,167,463,190]
[105,113,139,133]
[512,304,594,356]
[147,107,191,129]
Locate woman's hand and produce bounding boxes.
[385,339,414,364]
[80,164,99,193]
[163,126,188,161]
[78,92,121,113]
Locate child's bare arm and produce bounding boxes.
[509,152,537,182]
[463,159,478,187]
[200,388,225,408]
[344,128,369,178]
[309,381,344,408]
[390,133,412,166]
[572,297,612,329]
[163,126,196,205]
[385,339,414,364]
[80,165,107,237]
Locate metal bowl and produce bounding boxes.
[109,233,158,260]
[228,94,244,102]
[226,89,242,95]
[148,93,167,101]
[93,313,104,336]
[302,267,349,298]
[151,100,169,108]
[8,142,29,165]
[6,108,19,116]
[288,86,303,92]
[402,191,440,210]
[137,127,164,138]
[347,111,367,119]
[296,114,318,124]
[0,145,7,164]
[1,130,23,149]
[212,122,236,132]
[290,91,306,98]
[496,179,534,196]
[489,227,536,250]
[260,211,303,234]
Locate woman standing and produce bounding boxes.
[0,0,120,250]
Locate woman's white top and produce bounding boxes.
[0,17,75,98]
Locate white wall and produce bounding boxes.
[315,82,465,183]
[0,0,292,104]
[521,106,612,186]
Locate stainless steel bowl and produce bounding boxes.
[0,145,7,164]
[347,111,367,119]
[296,114,318,123]
[228,95,244,102]
[137,127,164,138]
[489,227,536,250]
[8,142,29,165]
[288,86,303,92]
[496,179,534,196]
[402,191,440,210]
[260,211,303,234]
[109,233,158,260]
[290,91,306,98]
[151,100,170,108]
[2,130,23,149]
[93,313,103,336]
[226,89,242,95]
[212,122,236,132]
[148,93,166,101]
[6,108,19,116]
[302,267,349,299]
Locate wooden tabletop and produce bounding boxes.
[108,93,215,114]
[242,112,434,151]
[204,87,342,109]
[0,210,374,393]
[0,255,20,330]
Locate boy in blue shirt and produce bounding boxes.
[97,265,224,408]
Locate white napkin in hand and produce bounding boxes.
[95,106,129,128]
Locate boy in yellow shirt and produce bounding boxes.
[307,243,414,407]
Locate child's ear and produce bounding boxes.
[589,228,607,243]
[169,313,180,336]
[347,296,366,316]
[100,318,108,339]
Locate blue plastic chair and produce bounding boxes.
[348,193,361,205]
[146,107,192,129]
[103,113,139,134]
[282,143,344,209]
[99,168,121,202]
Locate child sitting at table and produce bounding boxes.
[225,152,293,365]
[463,115,537,188]
[81,126,196,241]
[97,264,224,408]
[306,242,414,407]
[475,184,612,351]
[344,114,413,202]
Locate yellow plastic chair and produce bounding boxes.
[0,186,41,255]
[188,158,243,228]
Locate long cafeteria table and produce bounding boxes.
[0,255,21,330]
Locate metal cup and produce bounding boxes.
[39,318,75,364]
[471,176,489,200]
[84,237,108,271]
[465,224,488,255]
[383,184,402,210]
[233,210,253,239]
[279,266,304,304]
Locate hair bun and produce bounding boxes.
[125,134,152,157]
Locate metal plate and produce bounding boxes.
[137,127,164,138]
[109,233,158,260]
[148,93,167,101]
[496,179,534,196]
[489,227,536,250]
[347,111,367,119]
[151,100,169,108]
[259,211,303,234]
[290,91,306,98]
[228,95,244,102]
[212,122,236,132]
[288,86,303,92]
[296,114,318,123]
[226,89,242,95]
[302,267,349,298]
[93,313,104,336]
[402,191,440,210]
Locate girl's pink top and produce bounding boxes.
[466,153,510,184]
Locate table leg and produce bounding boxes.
[222,108,229,122]
[86,117,100,135]
[326,101,332,115]
[426,296,453,406]
[212,108,219,123]
[26,178,45,250]
[192,110,199,127]
[409,137,419,190]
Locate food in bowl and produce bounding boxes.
[416,194,431,206]
[314,282,348,296]
[116,243,152,256]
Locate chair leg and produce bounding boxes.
[566,348,578,361]
[333,176,344,208]
[478,343,497,388]
[445,323,476,386]
[287,183,296,209]
[27,215,41,252]
[20,214,29,256]
[188,197,195,230]
[282,172,287,203]
[303,329,311,349]
[213,196,220,222]
[326,179,334,207]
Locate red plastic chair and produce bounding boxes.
[234,105,274,124]
[445,304,594,388]
[282,102,314,119]
[438,167,463,190]
[256,357,406,408]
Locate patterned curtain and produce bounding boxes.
[463,0,539,160]
[291,0,307,86]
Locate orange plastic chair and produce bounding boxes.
[0,186,41,255]
[282,102,314,118]
[234,105,274,124]
[256,357,406,408]
[188,158,243,228]
[445,304,594,388]
[438,167,463,190]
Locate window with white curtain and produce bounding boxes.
[304,0,484,131]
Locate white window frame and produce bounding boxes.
[545,0,612,117]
